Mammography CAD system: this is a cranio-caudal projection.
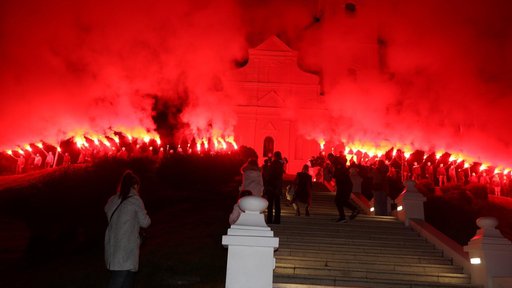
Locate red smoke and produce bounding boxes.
[1,0,512,168]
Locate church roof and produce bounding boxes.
[253,35,293,52]
[249,35,297,58]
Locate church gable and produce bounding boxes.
[258,90,284,107]
[253,35,294,53]
[229,35,321,105]
[245,36,318,86]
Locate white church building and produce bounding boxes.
[228,35,329,173]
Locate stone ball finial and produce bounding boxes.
[476,217,498,229]
[239,196,268,213]
[473,217,506,239]
[404,179,419,193]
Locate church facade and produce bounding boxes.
[228,36,328,173]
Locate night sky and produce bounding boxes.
[1,0,511,168]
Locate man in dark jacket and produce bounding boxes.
[266,151,285,224]
[333,156,359,223]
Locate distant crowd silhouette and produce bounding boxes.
[311,150,512,202]
[5,140,220,175]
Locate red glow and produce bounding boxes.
[0,1,512,173]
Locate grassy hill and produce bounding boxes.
[0,155,244,288]
[1,155,511,287]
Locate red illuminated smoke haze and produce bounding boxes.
[1,0,512,167]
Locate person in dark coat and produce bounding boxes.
[261,157,272,197]
[292,164,313,216]
[333,156,360,223]
[372,160,390,216]
[266,151,285,224]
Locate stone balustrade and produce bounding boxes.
[396,180,512,287]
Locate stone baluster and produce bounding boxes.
[222,196,279,288]
[464,217,512,288]
[395,180,426,226]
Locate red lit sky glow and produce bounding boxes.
[1,0,512,168]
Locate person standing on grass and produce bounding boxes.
[492,174,501,197]
[15,154,25,174]
[105,170,151,288]
[45,151,54,168]
[437,163,447,187]
[34,153,42,169]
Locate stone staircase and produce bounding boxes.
[270,190,478,288]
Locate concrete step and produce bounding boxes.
[276,248,452,265]
[275,248,452,266]
[273,218,416,232]
[274,273,479,288]
[274,227,432,243]
[276,214,408,231]
[277,242,444,258]
[276,256,463,274]
[277,238,435,253]
[275,265,471,285]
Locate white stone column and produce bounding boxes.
[395,180,426,226]
[222,196,279,288]
[464,217,512,288]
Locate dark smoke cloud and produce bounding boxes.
[1,0,511,167]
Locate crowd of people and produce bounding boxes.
[5,142,174,175]
[230,148,512,228]
[313,151,512,197]
[231,150,363,226]
[11,150,67,174]
[231,151,287,225]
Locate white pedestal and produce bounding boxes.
[464,217,512,288]
[222,196,279,288]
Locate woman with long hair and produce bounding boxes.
[240,158,264,197]
[105,170,151,288]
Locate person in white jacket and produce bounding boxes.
[105,170,151,288]
[240,158,264,197]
